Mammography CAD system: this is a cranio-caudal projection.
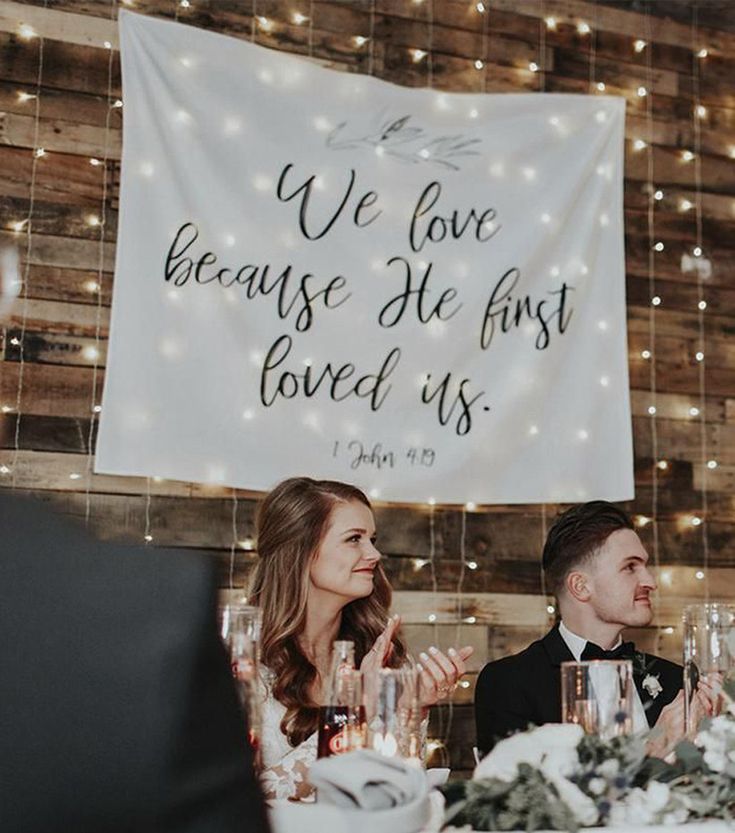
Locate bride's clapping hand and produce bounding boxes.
[360,614,402,676]
[418,645,474,706]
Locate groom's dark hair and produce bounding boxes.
[542,501,634,597]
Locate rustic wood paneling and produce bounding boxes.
[0,0,733,773]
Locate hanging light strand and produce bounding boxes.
[367,0,376,76]
[307,0,314,57]
[538,0,546,92]
[229,487,239,590]
[643,3,660,573]
[85,0,117,522]
[426,0,434,89]
[11,2,48,488]
[588,0,598,91]
[540,503,551,633]
[691,7,710,601]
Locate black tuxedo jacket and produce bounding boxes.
[475,624,683,755]
[0,494,269,833]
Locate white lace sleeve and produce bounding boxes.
[257,669,318,801]
[260,732,318,801]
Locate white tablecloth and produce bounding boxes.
[269,799,733,833]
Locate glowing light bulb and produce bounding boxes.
[89,157,101,166]
[112,99,123,108]
[651,295,662,305]
[17,91,35,103]
[657,460,668,470]
[689,406,700,417]
[476,2,486,11]
[180,0,191,7]
[475,59,484,70]
[529,61,539,72]
[633,139,647,151]
[427,497,436,506]
[353,35,368,46]
[698,300,707,310]
[410,48,427,62]
[577,21,591,35]
[641,349,651,359]
[292,12,308,25]
[144,534,153,543]
[707,460,718,469]
[637,86,647,97]
[691,516,702,527]
[465,616,477,624]
[679,199,693,212]
[11,220,26,232]
[18,23,37,40]
[256,16,273,31]
[428,613,437,623]
[596,81,606,92]
[634,39,646,52]
[695,351,704,362]
[681,150,694,162]
[86,215,100,227]
[467,561,478,570]
[693,246,703,257]
[69,473,82,480]
[545,17,557,29]
[697,48,708,58]
[695,570,705,580]
[654,190,664,200]
[92,405,102,414]
[636,515,651,527]
[0,466,10,475]
[600,376,609,387]
[696,104,707,118]
[648,405,657,415]
[653,242,664,252]
[103,40,112,49]
[34,147,46,158]
[465,501,476,511]
[547,604,556,614]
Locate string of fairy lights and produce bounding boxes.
[85,0,118,524]
[3,0,726,763]
[9,2,48,490]
[690,6,711,603]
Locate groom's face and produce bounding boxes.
[584,528,657,628]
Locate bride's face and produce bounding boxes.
[308,500,381,604]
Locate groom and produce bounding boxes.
[475,501,689,757]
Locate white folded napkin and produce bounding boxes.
[309,750,432,833]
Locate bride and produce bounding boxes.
[249,477,473,799]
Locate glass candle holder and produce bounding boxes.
[218,603,263,765]
[683,603,735,732]
[561,660,634,739]
[363,666,422,761]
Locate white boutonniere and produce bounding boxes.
[642,673,663,699]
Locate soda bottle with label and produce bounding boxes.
[317,640,365,758]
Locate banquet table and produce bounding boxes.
[268,799,734,833]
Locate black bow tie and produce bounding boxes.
[581,640,636,662]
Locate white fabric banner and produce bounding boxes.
[96,11,633,504]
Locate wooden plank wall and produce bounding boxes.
[1,0,734,772]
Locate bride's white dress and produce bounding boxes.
[258,669,317,801]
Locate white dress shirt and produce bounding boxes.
[558,621,649,732]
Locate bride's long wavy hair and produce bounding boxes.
[249,477,407,746]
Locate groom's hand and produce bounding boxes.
[646,690,686,759]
